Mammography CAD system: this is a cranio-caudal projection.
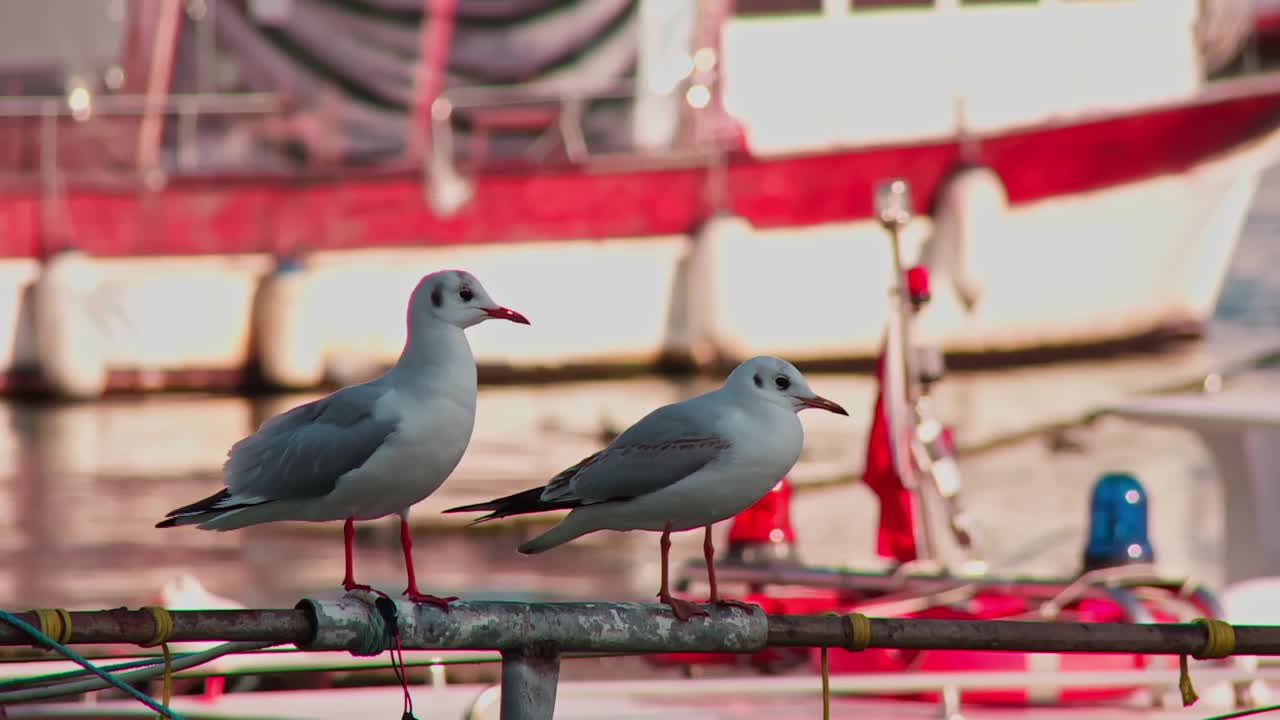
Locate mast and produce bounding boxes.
[686,0,733,148]
[132,0,184,176]
[689,0,734,216]
[405,0,459,163]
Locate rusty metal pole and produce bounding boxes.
[500,643,560,720]
[300,597,769,654]
[0,608,313,646]
[5,601,1280,658]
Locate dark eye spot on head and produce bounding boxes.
[753,373,763,389]
[775,375,791,390]
[459,286,474,302]
[430,284,443,308]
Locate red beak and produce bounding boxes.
[483,306,531,325]
[798,394,848,416]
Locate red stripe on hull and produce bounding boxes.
[4,75,1280,258]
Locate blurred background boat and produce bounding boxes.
[0,0,1276,398]
[6,3,1280,718]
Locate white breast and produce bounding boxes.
[328,385,477,520]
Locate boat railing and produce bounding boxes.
[0,91,281,248]
[429,82,638,166]
[0,597,1276,720]
[423,78,737,214]
[0,91,282,185]
[0,93,281,118]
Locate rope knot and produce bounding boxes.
[139,606,176,720]
[1192,617,1235,660]
[821,613,873,720]
[345,593,394,657]
[139,606,174,648]
[1179,617,1237,707]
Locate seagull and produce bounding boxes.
[157,269,529,609]
[444,356,848,620]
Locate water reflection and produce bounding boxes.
[0,328,1269,610]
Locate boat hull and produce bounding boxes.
[2,76,1280,395]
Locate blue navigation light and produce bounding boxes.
[1082,472,1155,572]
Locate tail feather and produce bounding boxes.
[443,487,580,524]
[156,489,270,529]
[518,516,594,554]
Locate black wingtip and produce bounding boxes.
[165,488,232,518]
[155,518,178,529]
[442,501,494,515]
[444,487,580,525]
[465,512,506,526]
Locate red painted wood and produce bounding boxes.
[3,75,1280,259]
[1257,7,1280,35]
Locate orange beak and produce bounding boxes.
[483,306,531,325]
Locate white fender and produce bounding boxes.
[254,259,326,389]
[924,166,1007,313]
[33,250,107,399]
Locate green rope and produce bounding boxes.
[1203,703,1280,719]
[0,610,184,719]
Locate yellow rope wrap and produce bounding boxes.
[845,613,872,652]
[139,606,174,719]
[1179,618,1237,707]
[139,606,174,648]
[30,608,72,648]
[1193,618,1236,660]
[821,613,873,718]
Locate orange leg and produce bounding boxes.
[657,525,707,621]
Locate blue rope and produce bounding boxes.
[0,610,184,719]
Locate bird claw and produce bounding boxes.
[343,582,390,600]
[659,594,709,622]
[404,590,458,610]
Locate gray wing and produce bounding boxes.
[222,382,400,503]
[540,402,732,504]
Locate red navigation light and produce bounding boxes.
[727,476,796,549]
[906,265,930,305]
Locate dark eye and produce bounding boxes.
[775,375,790,390]
[459,288,474,302]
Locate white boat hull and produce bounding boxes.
[0,124,1275,395]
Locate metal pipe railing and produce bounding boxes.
[2,599,1276,656]
[3,598,1275,720]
